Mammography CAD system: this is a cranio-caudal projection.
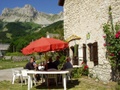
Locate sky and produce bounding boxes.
[0,0,63,14]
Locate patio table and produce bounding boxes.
[27,70,69,90]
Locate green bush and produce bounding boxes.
[72,68,83,78]
[5,52,23,56]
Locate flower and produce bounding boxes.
[103,43,107,46]
[115,33,120,38]
[103,36,106,38]
[110,53,114,56]
[115,31,120,38]
[81,61,89,70]
[117,31,120,34]
[84,65,89,70]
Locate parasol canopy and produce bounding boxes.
[21,37,68,55]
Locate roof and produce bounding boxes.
[0,44,10,50]
[58,0,65,6]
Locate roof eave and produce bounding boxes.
[58,0,65,6]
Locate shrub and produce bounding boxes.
[5,52,23,56]
[103,6,120,81]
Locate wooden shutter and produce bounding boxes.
[73,44,79,65]
[93,42,98,66]
[87,43,93,61]
[70,46,74,54]
[74,44,79,57]
[83,44,87,63]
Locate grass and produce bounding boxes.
[0,58,43,70]
[0,59,28,70]
[0,76,119,90]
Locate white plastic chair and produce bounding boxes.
[21,69,29,85]
[46,68,58,86]
[12,69,22,84]
[66,68,73,81]
[21,69,37,86]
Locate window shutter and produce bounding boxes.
[87,43,93,61]
[93,42,98,66]
[83,44,87,63]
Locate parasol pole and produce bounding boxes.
[45,53,48,70]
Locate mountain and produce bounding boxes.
[6,21,64,52]
[0,4,63,25]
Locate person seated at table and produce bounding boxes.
[24,57,35,70]
[59,57,73,82]
[61,56,73,70]
[24,57,40,81]
[53,56,60,69]
[45,57,57,70]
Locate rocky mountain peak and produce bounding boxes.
[2,8,12,15]
[0,4,63,25]
[24,4,33,8]
[20,4,37,17]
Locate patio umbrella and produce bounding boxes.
[21,37,68,55]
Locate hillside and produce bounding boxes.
[0,21,42,43]
[0,20,64,52]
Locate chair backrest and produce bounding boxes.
[12,69,21,76]
[47,68,57,78]
[66,68,73,73]
[66,68,73,81]
[47,68,57,71]
[66,68,73,76]
[21,69,28,77]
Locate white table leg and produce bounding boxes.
[30,77,33,88]
[62,74,67,90]
[28,75,31,90]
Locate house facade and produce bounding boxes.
[0,44,10,58]
[58,0,120,82]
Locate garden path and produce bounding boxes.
[0,67,23,81]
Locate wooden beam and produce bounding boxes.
[58,0,65,6]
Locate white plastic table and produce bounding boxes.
[27,70,69,90]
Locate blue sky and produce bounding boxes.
[0,0,63,14]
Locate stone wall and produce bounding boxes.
[64,0,120,82]
[3,55,40,61]
[12,56,31,61]
[89,64,112,83]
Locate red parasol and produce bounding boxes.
[21,37,68,55]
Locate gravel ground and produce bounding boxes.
[0,67,23,81]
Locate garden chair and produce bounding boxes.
[12,69,22,84]
[21,69,37,86]
[21,69,29,85]
[66,68,73,81]
[45,68,58,86]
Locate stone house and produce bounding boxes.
[58,0,120,82]
[46,32,61,38]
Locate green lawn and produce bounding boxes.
[0,59,28,70]
[0,77,119,90]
